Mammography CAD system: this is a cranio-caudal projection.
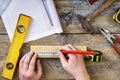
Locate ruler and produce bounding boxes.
[31,46,87,58]
[31,46,102,62]
[2,14,31,80]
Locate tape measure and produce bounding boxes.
[113,8,120,24]
[2,14,31,80]
[87,51,103,62]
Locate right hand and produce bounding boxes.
[58,44,90,80]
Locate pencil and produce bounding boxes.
[60,50,94,55]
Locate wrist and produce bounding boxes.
[74,73,90,80]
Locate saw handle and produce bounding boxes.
[86,0,116,22]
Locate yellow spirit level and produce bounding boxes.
[2,14,31,80]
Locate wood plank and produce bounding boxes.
[0,34,120,60]
[61,14,120,33]
[0,34,120,80]
[0,18,6,34]
[1,14,120,34]
[91,14,120,33]
[55,0,120,16]
[1,52,120,80]
[86,60,120,80]
[22,33,120,60]
[55,0,120,33]
[0,35,10,80]
[0,0,120,80]
[1,60,120,80]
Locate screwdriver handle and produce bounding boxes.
[86,0,116,22]
[112,44,120,55]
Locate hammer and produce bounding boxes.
[78,0,117,33]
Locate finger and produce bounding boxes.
[67,54,77,60]
[23,51,34,71]
[19,53,28,69]
[19,53,28,74]
[58,51,67,65]
[59,44,72,50]
[67,44,82,59]
[77,54,84,59]
[36,59,42,77]
[60,45,76,59]
[65,45,73,50]
[28,53,37,72]
[67,44,76,51]
[63,45,77,58]
[67,44,85,59]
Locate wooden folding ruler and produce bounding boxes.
[2,14,31,80]
[31,46,87,58]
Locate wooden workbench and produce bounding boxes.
[0,0,120,80]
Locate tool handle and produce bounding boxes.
[60,50,94,55]
[86,0,116,22]
[112,44,120,55]
[114,35,120,43]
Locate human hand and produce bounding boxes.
[19,51,42,80]
[58,44,90,80]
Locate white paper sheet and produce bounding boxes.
[1,0,62,42]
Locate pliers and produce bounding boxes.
[98,27,120,55]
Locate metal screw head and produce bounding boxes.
[17,25,25,33]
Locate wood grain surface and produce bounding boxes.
[0,0,120,80]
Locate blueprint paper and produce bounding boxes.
[1,0,62,42]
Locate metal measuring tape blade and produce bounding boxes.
[2,14,31,80]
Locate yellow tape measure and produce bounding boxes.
[2,14,31,80]
[113,8,120,24]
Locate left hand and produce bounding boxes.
[19,51,42,80]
